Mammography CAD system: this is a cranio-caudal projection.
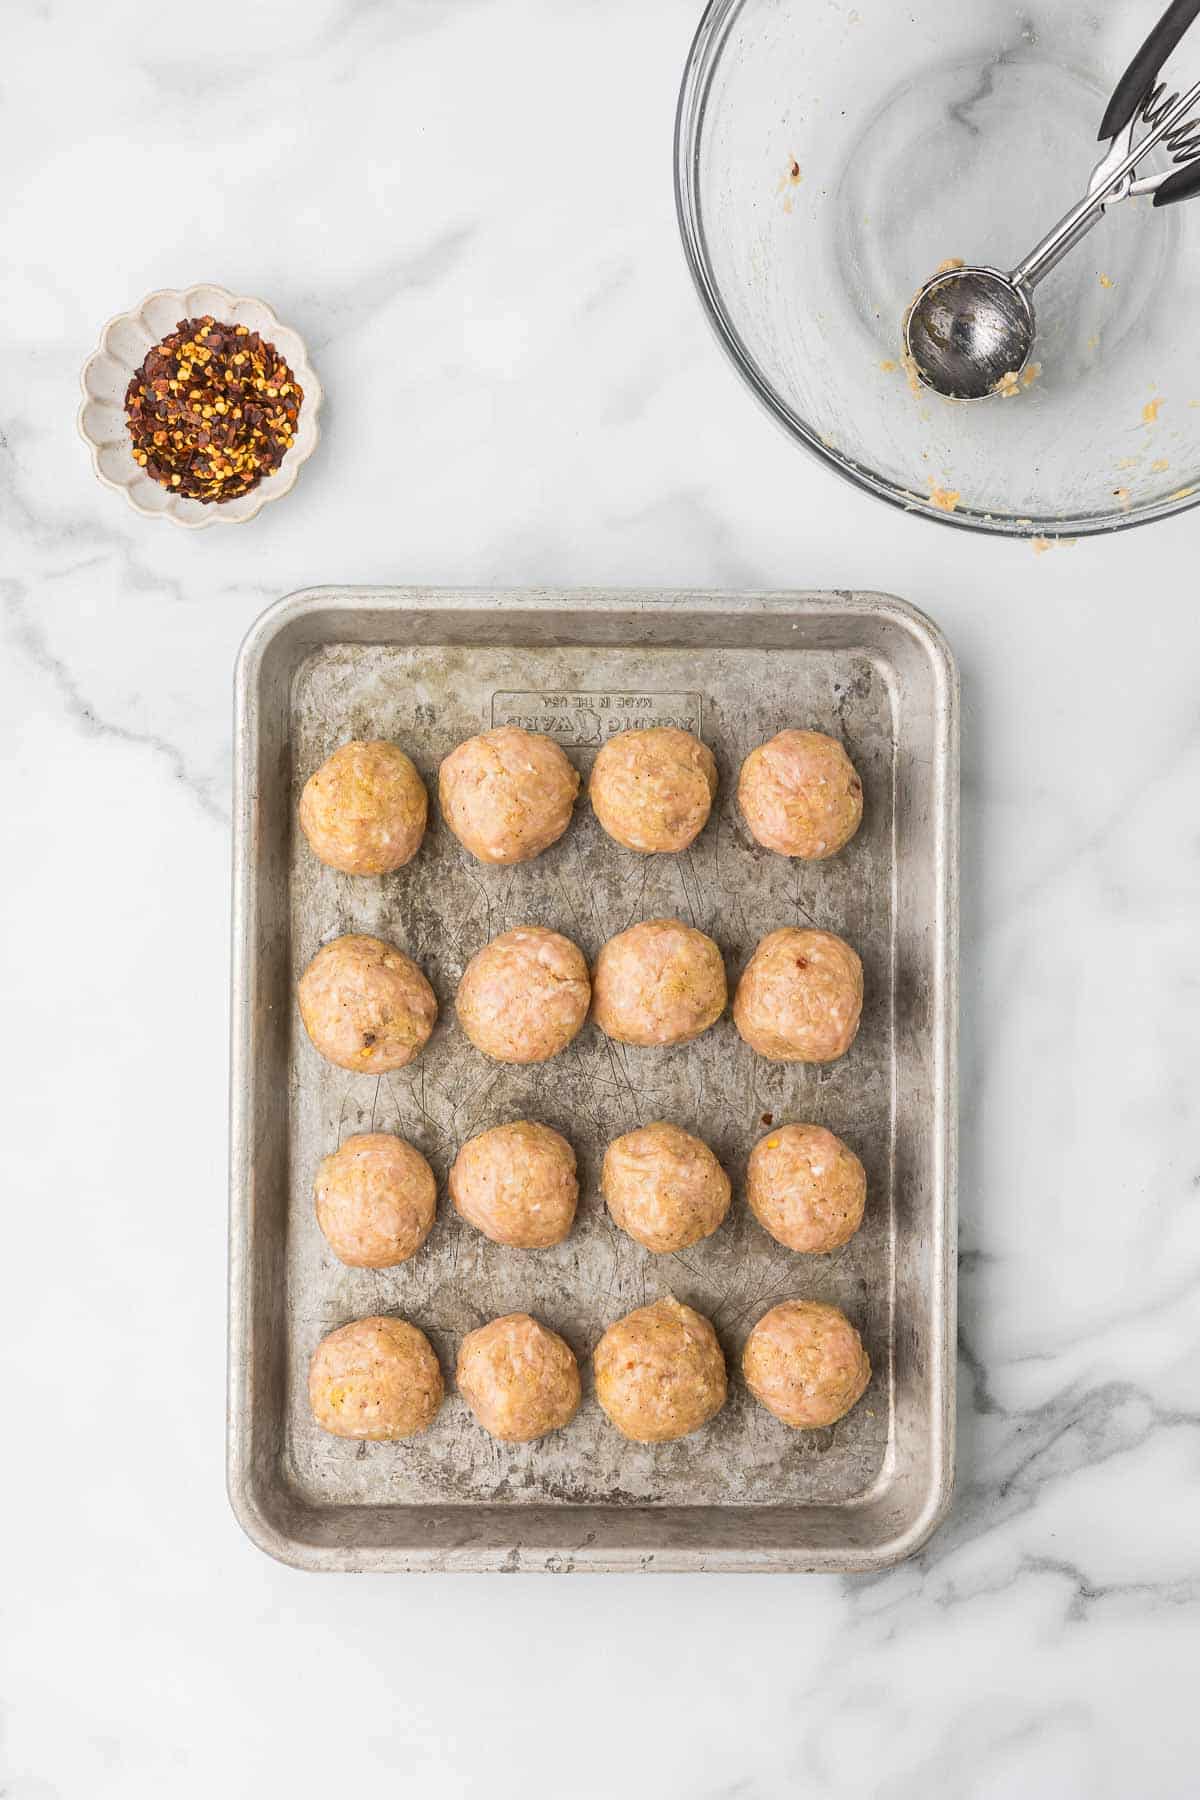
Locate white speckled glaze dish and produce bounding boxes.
[77,284,321,528]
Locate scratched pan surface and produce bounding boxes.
[229,588,957,1571]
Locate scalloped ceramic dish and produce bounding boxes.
[78,284,322,528]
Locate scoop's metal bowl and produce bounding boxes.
[904,267,1036,402]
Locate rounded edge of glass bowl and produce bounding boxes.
[673,0,1200,541]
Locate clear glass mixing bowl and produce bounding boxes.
[676,0,1200,536]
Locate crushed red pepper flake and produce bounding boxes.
[124,315,302,504]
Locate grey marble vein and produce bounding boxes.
[3,583,227,824]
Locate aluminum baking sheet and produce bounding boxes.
[229,588,957,1572]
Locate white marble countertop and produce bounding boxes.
[4,2,1199,1795]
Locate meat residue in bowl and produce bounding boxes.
[777,158,803,210]
[899,349,923,398]
[993,362,1041,399]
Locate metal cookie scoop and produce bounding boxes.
[905,0,1200,399]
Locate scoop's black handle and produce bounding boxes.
[1154,154,1200,201]
[1099,0,1200,141]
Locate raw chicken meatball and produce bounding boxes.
[449,1120,578,1247]
[299,739,428,875]
[439,726,580,864]
[589,727,718,853]
[592,918,726,1047]
[298,934,438,1073]
[747,1124,865,1253]
[594,1297,727,1442]
[308,1315,444,1441]
[602,1122,731,1253]
[456,1313,581,1442]
[314,1132,437,1268]
[456,927,590,1063]
[742,1300,871,1429]
[734,927,862,1063]
[738,729,863,859]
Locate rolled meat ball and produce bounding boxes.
[308,1315,444,1440]
[314,1132,437,1268]
[602,1122,731,1253]
[746,1124,865,1254]
[456,927,590,1063]
[734,927,862,1063]
[594,1297,727,1442]
[439,726,580,864]
[742,1300,871,1429]
[456,1313,581,1442]
[589,727,718,853]
[299,739,428,875]
[449,1120,578,1248]
[298,934,438,1073]
[592,918,726,1047]
[738,729,863,859]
